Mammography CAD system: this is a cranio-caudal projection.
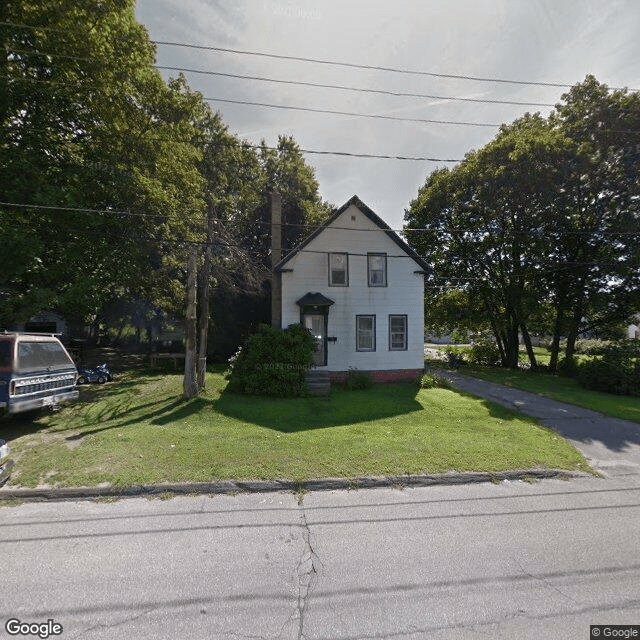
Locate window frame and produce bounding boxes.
[367,252,387,287]
[389,314,408,351]
[356,314,376,352]
[328,252,349,287]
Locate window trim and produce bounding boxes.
[389,314,408,351]
[356,314,376,352]
[367,252,387,287]
[328,252,349,287]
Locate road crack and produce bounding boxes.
[278,506,322,640]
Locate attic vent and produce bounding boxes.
[351,215,356,221]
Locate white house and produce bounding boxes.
[274,196,427,382]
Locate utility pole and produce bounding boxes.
[270,191,282,329]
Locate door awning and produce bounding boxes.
[296,292,335,308]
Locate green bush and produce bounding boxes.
[226,323,316,397]
[557,356,579,377]
[573,339,610,355]
[417,373,452,389]
[577,340,640,396]
[468,338,501,367]
[343,369,374,390]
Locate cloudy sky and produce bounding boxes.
[135,0,640,229]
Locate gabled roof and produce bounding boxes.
[274,195,429,272]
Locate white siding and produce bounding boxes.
[281,203,424,372]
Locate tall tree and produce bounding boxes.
[406,77,640,370]
[0,1,205,332]
[407,114,568,368]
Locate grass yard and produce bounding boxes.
[3,370,589,489]
[456,366,640,423]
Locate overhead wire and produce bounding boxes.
[2,201,640,236]
[0,20,600,89]
[3,66,557,108]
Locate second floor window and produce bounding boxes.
[329,252,348,286]
[367,253,387,287]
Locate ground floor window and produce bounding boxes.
[356,315,376,351]
[389,315,407,350]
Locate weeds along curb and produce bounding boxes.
[0,468,594,503]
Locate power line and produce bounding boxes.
[5,217,635,272]
[3,201,640,236]
[154,66,556,108]
[0,21,578,88]
[3,66,556,108]
[5,19,638,96]
[0,125,463,162]
[154,41,576,89]
[202,96,500,128]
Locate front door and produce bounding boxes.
[304,313,326,366]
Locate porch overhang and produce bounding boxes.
[295,292,335,310]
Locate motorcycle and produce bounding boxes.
[76,362,113,385]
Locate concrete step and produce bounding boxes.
[305,369,330,396]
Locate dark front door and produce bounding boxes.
[303,313,326,366]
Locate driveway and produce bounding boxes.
[430,367,640,479]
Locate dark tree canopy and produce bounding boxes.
[1,2,330,364]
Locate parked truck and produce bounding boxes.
[0,332,79,415]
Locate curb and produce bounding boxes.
[0,468,592,503]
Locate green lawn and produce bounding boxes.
[3,370,589,488]
[457,366,640,423]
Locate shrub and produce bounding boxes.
[576,340,640,396]
[468,338,501,367]
[226,323,316,397]
[417,373,451,389]
[343,369,374,390]
[557,356,579,377]
[573,339,610,355]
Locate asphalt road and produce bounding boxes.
[4,374,640,639]
[3,475,640,640]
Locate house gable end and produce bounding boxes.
[275,195,428,272]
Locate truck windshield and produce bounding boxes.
[17,341,74,372]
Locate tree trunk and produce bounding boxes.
[549,299,566,372]
[197,207,215,389]
[505,322,520,368]
[183,246,198,400]
[565,295,585,364]
[520,323,538,369]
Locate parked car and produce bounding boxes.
[76,362,112,385]
[0,332,79,415]
[0,439,13,486]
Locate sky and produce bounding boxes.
[134,0,640,230]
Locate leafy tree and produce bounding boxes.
[406,77,640,370]
[201,135,332,360]
[0,1,205,332]
[546,76,640,366]
[407,114,568,367]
